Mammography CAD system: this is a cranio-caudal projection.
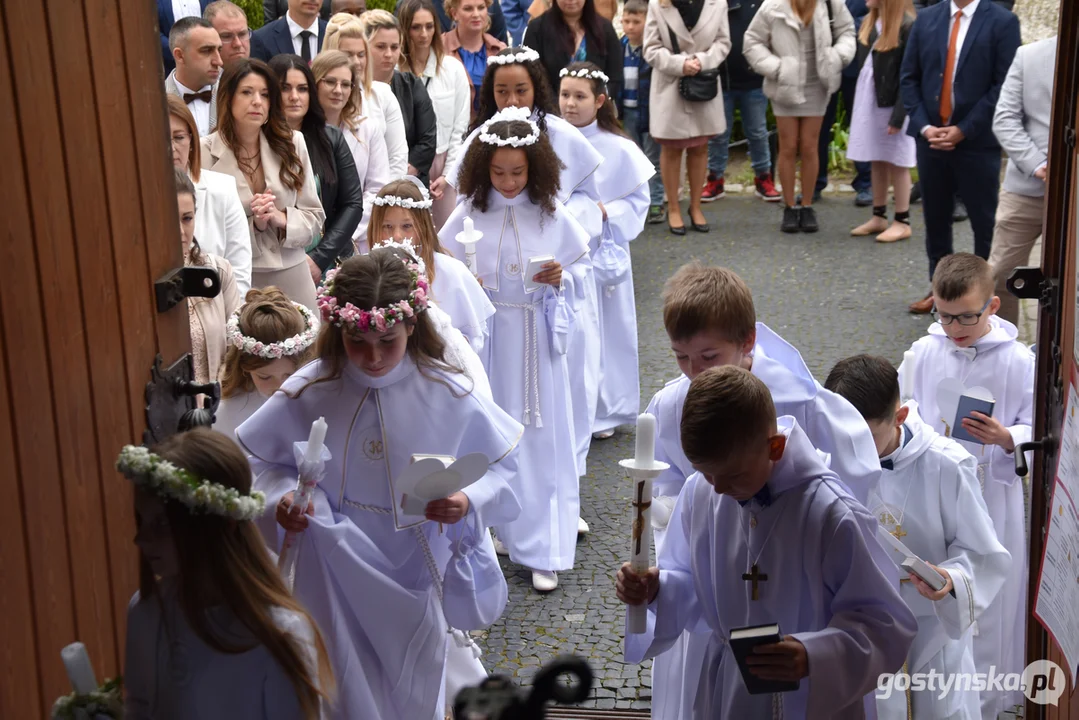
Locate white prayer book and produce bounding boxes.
[877,526,947,592]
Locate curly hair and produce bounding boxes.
[469,47,558,134]
[559,61,628,139]
[367,179,448,285]
[216,58,306,192]
[293,248,464,397]
[456,120,563,216]
[220,287,315,397]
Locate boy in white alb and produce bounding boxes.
[618,367,917,719]
[826,355,1011,719]
[644,264,892,719]
[898,253,1035,719]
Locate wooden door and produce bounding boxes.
[0,0,189,715]
[1025,2,1079,717]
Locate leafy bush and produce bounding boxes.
[235,0,264,30]
[367,0,399,10]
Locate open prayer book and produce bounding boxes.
[877,525,949,592]
[394,453,489,529]
[729,623,800,695]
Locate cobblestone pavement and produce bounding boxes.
[477,195,979,710]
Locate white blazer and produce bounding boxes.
[193,169,253,296]
[361,81,409,178]
[341,117,392,253]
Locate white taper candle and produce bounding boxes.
[304,417,327,467]
[61,642,98,695]
[634,412,656,467]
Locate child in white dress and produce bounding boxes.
[215,287,318,440]
[441,107,591,592]
[120,428,333,720]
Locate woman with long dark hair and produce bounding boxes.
[201,58,325,311]
[522,0,623,107]
[269,54,364,285]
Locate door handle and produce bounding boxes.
[1014,436,1056,477]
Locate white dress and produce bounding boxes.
[213,390,267,441]
[872,403,1010,720]
[577,120,653,433]
[626,418,918,719]
[441,189,591,572]
[124,586,320,719]
[238,355,523,720]
[899,316,1035,719]
[432,252,496,355]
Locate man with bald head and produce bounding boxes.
[165,16,223,136]
[205,0,250,64]
[331,0,366,16]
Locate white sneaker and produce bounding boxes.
[532,570,558,592]
[578,517,590,535]
[492,534,509,556]
[592,429,615,440]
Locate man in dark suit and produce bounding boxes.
[264,0,333,24]
[899,0,1020,313]
[251,0,328,63]
[159,0,213,72]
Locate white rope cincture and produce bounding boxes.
[492,300,543,428]
[342,499,482,658]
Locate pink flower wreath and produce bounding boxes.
[316,257,430,333]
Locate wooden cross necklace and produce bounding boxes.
[740,496,789,601]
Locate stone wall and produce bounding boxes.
[1017,0,1060,43]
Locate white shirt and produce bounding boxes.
[172,0,202,21]
[174,76,213,137]
[418,53,471,165]
[285,12,319,59]
[922,0,981,134]
[360,82,409,177]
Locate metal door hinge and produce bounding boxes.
[155,266,222,313]
[1007,267,1059,313]
[144,354,220,446]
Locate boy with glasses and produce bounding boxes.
[897,251,1034,717]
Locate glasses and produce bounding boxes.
[218,30,250,43]
[171,132,192,148]
[932,297,992,326]
[320,78,354,92]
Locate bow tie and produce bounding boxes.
[183,90,213,104]
[738,485,772,508]
[953,346,978,361]
[880,458,894,471]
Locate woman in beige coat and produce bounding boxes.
[643,0,731,234]
[200,58,325,312]
[743,0,855,233]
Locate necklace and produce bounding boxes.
[739,496,789,601]
[874,455,914,541]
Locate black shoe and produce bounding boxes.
[781,206,801,233]
[799,206,819,233]
[668,223,687,236]
[952,199,968,223]
[692,223,710,233]
[910,182,922,204]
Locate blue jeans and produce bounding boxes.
[707,88,772,178]
[623,106,665,206]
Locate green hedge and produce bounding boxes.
[367,0,398,10]
[235,0,264,29]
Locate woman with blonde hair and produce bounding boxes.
[312,49,392,250]
[442,0,507,117]
[399,0,472,226]
[744,0,856,233]
[846,0,916,243]
[325,12,410,177]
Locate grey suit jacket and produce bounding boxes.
[165,70,218,136]
[993,36,1056,197]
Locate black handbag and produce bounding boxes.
[669,26,719,102]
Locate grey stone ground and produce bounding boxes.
[476,195,985,710]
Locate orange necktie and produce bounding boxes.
[940,11,962,125]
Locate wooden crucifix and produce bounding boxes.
[632,482,652,556]
[742,563,768,601]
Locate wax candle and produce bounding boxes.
[900,350,916,400]
[463,216,474,240]
[634,413,656,467]
[304,417,327,466]
[61,642,98,695]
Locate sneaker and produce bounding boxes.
[578,517,590,534]
[754,173,781,202]
[781,206,801,233]
[492,534,509,556]
[647,204,665,224]
[592,429,615,440]
[910,182,922,204]
[854,189,874,207]
[532,570,558,592]
[799,206,819,233]
[701,174,725,202]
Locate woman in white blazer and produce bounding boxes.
[168,95,253,295]
[200,59,326,312]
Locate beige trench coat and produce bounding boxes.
[742,0,856,107]
[643,0,732,141]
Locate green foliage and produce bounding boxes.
[367,0,399,11]
[828,94,853,175]
[235,0,265,30]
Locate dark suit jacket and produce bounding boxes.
[395,0,510,45]
[914,0,1014,10]
[250,16,328,62]
[522,12,624,105]
[389,70,438,185]
[899,0,1020,151]
[264,0,333,25]
[158,0,213,72]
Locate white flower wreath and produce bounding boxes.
[225,302,317,360]
[372,184,434,210]
[373,237,427,275]
[117,445,266,521]
[478,106,541,148]
[559,67,610,84]
[486,46,540,66]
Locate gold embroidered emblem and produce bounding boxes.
[363,438,385,461]
[505,262,521,276]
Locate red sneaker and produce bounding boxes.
[702,175,725,202]
[755,173,781,202]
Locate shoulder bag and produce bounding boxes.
[668,25,719,102]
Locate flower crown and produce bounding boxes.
[373,237,427,275]
[478,106,541,148]
[487,46,540,66]
[316,252,430,333]
[372,180,434,211]
[226,302,317,360]
[117,446,266,521]
[559,67,610,84]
